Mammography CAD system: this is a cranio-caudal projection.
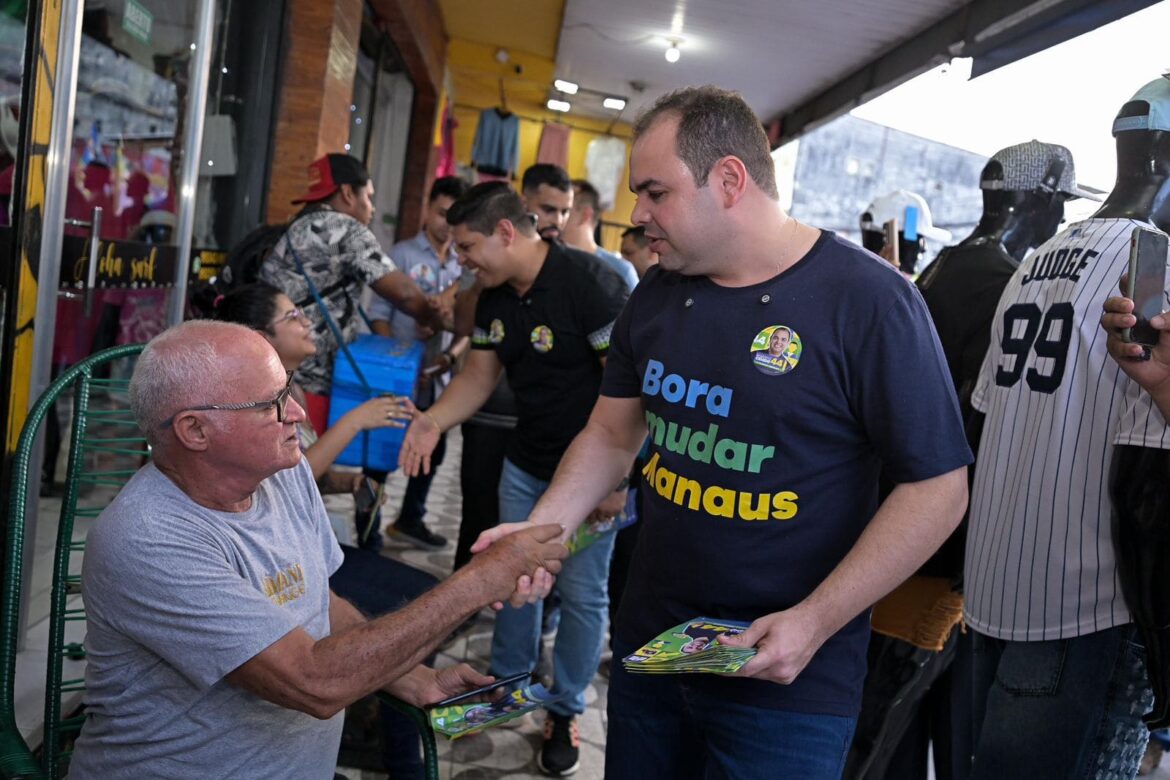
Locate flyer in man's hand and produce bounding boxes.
[565,511,636,555]
[429,683,555,738]
[564,488,639,555]
[622,617,756,674]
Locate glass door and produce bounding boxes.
[3,0,217,650]
[53,1,204,369]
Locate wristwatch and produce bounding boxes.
[615,476,630,492]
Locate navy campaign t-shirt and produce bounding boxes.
[601,231,972,716]
[473,240,629,480]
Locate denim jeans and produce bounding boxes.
[455,420,513,571]
[489,458,615,717]
[606,637,856,780]
[970,624,1153,779]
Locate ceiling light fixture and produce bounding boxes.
[603,97,627,111]
[553,79,579,95]
[665,41,681,63]
[547,98,571,113]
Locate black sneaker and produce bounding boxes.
[386,522,448,551]
[538,713,580,776]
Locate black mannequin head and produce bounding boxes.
[1093,77,1170,232]
[962,141,1098,262]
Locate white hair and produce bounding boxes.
[130,320,256,444]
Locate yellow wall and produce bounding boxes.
[445,38,636,250]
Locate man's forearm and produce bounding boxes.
[527,401,646,540]
[426,365,497,432]
[303,567,486,713]
[373,271,431,322]
[793,467,968,645]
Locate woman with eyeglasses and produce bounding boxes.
[212,282,414,491]
[212,282,434,780]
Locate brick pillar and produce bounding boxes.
[266,0,363,224]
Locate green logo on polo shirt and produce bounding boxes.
[530,325,554,353]
[490,319,505,343]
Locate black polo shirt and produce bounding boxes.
[472,240,628,480]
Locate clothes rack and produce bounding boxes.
[453,102,625,139]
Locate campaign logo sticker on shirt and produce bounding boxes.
[489,319,505,343]
[531,325,554,353]
[409,263,438,293]
[750,325,801,376]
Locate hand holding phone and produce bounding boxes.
[1124,226,1170,347]
[431,671,531,708]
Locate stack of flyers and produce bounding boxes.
[429,683,555,739]
[622,617,756,674]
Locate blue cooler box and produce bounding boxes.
[328,334,425,472]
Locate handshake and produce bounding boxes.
[463,522,568,609]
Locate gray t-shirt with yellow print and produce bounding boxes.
[71,458,344,779]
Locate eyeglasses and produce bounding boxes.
[160,371,296,428]
[270,308,307,327]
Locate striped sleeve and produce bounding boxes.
[1113,380,1170,449]
[471,326,493,348]
[587,321,614,353]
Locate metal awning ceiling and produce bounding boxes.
[549,0,1159,144]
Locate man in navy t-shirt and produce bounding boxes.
[474,87,972,779]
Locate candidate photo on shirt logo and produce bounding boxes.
[530,325,554,353]
[750,325,801,376]
[409,263,438,291]
[489,319,506,343]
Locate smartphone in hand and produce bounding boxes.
[883,219,900,269]
[432,671,531,708]
[1124,226,1170,347]
[354,477,380,516]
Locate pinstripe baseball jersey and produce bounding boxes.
[965,218,1170,642]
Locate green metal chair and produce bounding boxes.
[380,692,441,780]
[0,344,441,779]
[1,344,146,779]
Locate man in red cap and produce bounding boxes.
[260,153,447,433]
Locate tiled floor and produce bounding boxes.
[329,428,609,780]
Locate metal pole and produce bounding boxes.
[167,0,218,326]
[19,0,85,650]
[29,0,84,405]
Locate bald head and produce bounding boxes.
[130,320,280,445]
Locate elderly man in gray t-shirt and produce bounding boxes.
[69,321,567,779]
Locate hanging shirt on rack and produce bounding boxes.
[585,136,629,211]
[536,122,571,169]
[471,108,520,178]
